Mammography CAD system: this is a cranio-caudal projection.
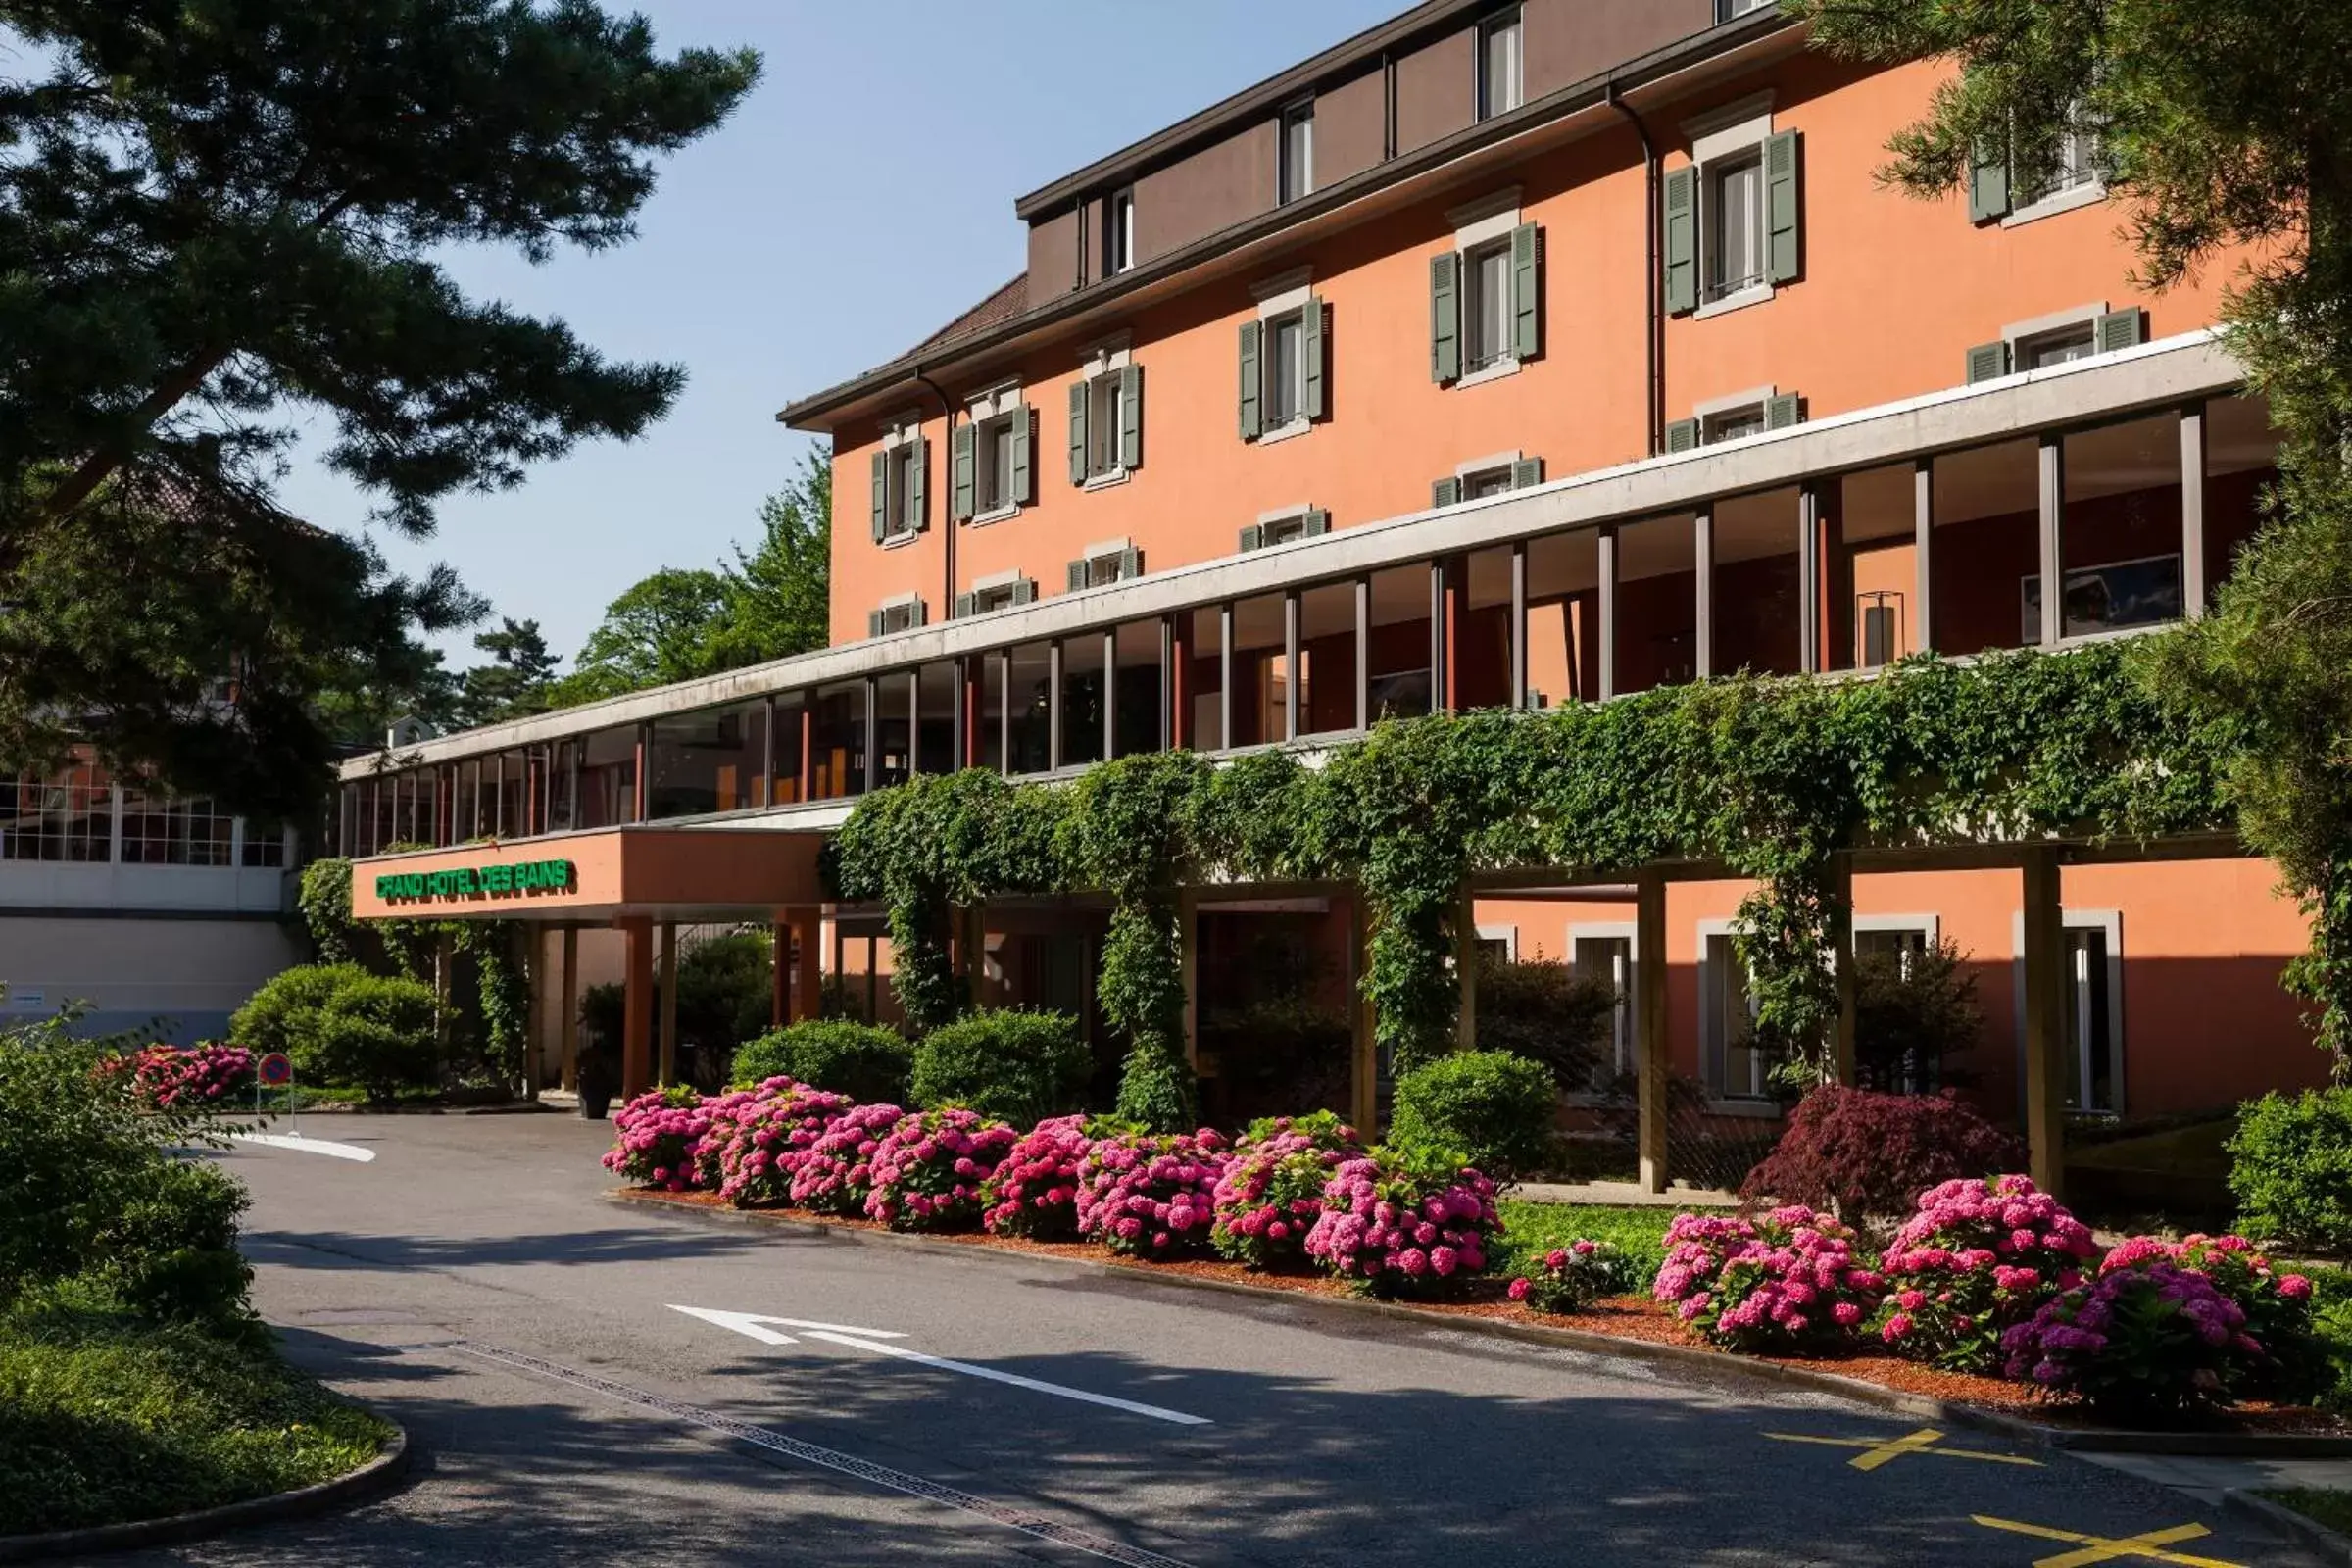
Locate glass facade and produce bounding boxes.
[648,701,767,820]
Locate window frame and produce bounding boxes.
[1696,920,1776,1109]
[2011,907,2128,1118]
[1568,922,1641,1084]
[1257,507,1319,549]
[1475,6,1524,122]
[878,416,925,544]
[2003,108,2108,227]
[1106,186,1136,275]
[1278,100,1314,205]
[1460,235,1515,375]
[875,596,925,636]
[1715,0,1773,21]
[1439,189,1530,388]
[1077,538,1140,589]
[1684,95,1779,319]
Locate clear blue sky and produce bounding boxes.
[271,1,1401,673]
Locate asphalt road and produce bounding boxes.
[120,1114,2316,1567]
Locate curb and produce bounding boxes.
[607,1188,2352,1459]
[0,1417,411,1563]
[2223,1490,2352,1564]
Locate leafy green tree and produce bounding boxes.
[706,446,834,669]
[0,0,761,813]
[1792,0,2352,1058]
[454,618,564,729]
[554,567,732,704]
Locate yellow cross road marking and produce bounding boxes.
[1972,1514,2244,1568]
[1762,1426,2043,1471]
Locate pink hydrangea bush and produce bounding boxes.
[1872,1175,2097,1372]
[1211,1112,1363,1271]
[689,1079,788,1191]
[1075,1128,1230,1258]
[713,1080,855,1207]
[105,1043,254,1110]
[601,1085,713,1192]
[863,1108,1018,1232]
[1302,1151,1500,1297]
[1652,1206,1883,1351]
[981,1114,1098,1240]
[789,1101,906,1215]
[2099,1234,2323,1400]
[2002,1261,2253,1418]
[1509,1239,1627,1315]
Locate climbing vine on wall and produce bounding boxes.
[829,640,2238,1106]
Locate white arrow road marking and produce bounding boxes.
[666,1305,907,1347]
[230,1132,376,1163]
[801,1331,1210,1426]
[668,1304,1208,1426]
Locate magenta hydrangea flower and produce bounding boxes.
[1076,1128,1229,1259]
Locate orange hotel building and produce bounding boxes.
[342,0,2319,1178]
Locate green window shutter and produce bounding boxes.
[1966,340,2011,384]
[1238,319,1263,439]
[1430,252,1460,382]
[1010,406,1034,504]
[870,451,888,542]
[1432,476,1461,508]
[1764,392,1803,430]
[1510,222,1541,360]
[1969,137,2011,224]
[1067,381,1089,485]
[1240,523,1264,552]
[1511,457,1544,489]
[1117,546,1141,581]
[1663,166,1697,315]
[1118,364,1144,469]
[2095,307,2144,354]
[1011,577,1037,606]
[913,599,928,626]
[867,610,885,638]
[951,423,976,521]
[1066,559,1088,593]
[1302,298,1326,419]
[1665,418,1700,454]
[1303,507,1330,538]
[954,592,976,620]
[1764,130,1801,285]
[907,435,928,530]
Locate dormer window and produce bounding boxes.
[1477,7,1524,121]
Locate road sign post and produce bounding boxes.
[257,1052,294,1133]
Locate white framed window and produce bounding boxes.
[1461,463,1516,501]
[2008,108,2106,223]
[1070,339,1141,489]
[2011,909,2126,1116]
[1667,384,1799,453]
[1244,272,1323,443]
[1716,0,1773,20]
[1853,915,1937,1093]
[1570,923,1639,1083]
[872,416,926,544]
[1279,101,1314,205]
[960,573,1036,617]
[1265,307,1307,425]
[959,383,1029,524]
[1106,186,1136,275]
[1475,923,1518,967]
[1675,95,1788,319]
[976,413,1019,513]
[1476,7,1524,121]
[1698,923,1770,1102]
[1433,190,1537,388]
[1462,236,1514,373]
[1088,373,1125,476]
[1434,450,1543,508]
[1703,401,1768,445]
[1067,538,1142,591]
[1241,504,1329,551]
[1703,149,1766,305]
[869,595,925,637]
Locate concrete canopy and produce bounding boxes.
[349,826,826,925]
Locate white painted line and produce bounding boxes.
[231,1132,376,1163]
[667,1305,906,1346]
[803,1331,1210,1427]
[446,1340,1201,1568]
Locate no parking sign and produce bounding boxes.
[258,1052,292,1087]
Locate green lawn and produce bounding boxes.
[1495,1200,1675,1284]
[2257,1489,2352,1538]
[0,1300,392,1537]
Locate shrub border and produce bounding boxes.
[609,1187,2352,1458]
[0,1410,410,1563]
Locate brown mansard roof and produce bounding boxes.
[908,273,1029,357]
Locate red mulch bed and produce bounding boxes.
[614,1187,2349,1436]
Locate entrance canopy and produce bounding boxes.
[349,825,825,924]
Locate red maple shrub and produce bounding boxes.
[1740,1085,2023,1226]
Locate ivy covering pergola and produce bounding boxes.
[830,641,2270,1192]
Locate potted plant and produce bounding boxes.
[576,1039,618,1120]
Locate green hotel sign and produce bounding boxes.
[375,858,576,905]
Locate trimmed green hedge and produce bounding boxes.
[1389,1050,1557,1180]
[2231,1089,2352,1251]
[909,1009,1090,1127]
[732,1019,912,1104]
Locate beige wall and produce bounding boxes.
[0,915,303,1041]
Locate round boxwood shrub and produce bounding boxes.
[1387,1050,1556,1181]
[228,962,371,1064]
[2230,1088,2352,1252]
[731,1019,912,1104]
[909,1008,1089,1128]
[310,975,443,1103]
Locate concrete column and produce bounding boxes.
[1829,854,1856,1085]
[1692,508,1715,680]
[1635,872,1670,1194]
[2180,402,2208,616]
[2037,436,2065,648]
[519,924,542,1102]
[1350,889,1378,1136]
[1179,886,1200,1068]
[1597,526,1620,700]
[2021,849,2069,1197]
[1913,458,1936,654]
[658,922,678,1087]
[771,922,788,1027]
[621,919,653,1100]
[560,927,580,1092]
[1453,883,1478,1051]
[793,909,821,1023]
